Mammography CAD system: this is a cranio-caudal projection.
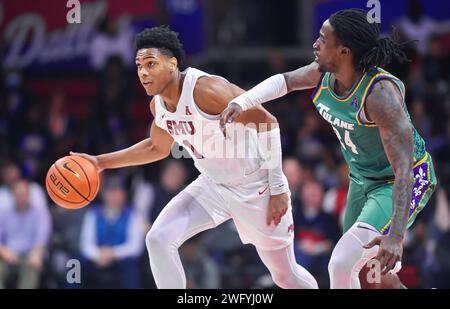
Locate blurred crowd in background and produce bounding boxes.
[1,0,450,289]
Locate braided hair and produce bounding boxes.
[329,9,410,72]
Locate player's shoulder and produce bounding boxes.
[365,78,405,123]
[367,78,402,103]
[192,69,244,115]
[194,74,230,100]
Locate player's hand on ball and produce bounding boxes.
[364,234,403,275]
[267,192,289,226]
[70,151,103,173]
[219,102,243,138]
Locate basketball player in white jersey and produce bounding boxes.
[71,26,318,289]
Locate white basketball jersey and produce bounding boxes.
[154,67,263,184]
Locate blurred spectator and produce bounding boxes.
[293,180,340,288]
[219,244,267,289]
[283,157,315,218]
[0,162,24,213]
[201,219,266,289]
[180,235,221,289]
[282,157,305,195]
[424,188,450,288]
[410,96,432,142]
[0,162,51,229]
[0,70,34,157]
[89,16,135,70]
[47,90,78,160]
[397,222,427,288]
[422,35,449,83]
[0,180,52,288]
[208,0,297,47]
[89,56,132,154]
[80,176,144,288]
[397,0,437,56]
[295,111,340,187]
[49,205,89,288]
[201,219,268,289]
[296,111,326,164]
[18,103,50,179]
[323,162,349,229]
[133,159,189,230]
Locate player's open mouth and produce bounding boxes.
[142,81,152,86]
[314,51,319,61]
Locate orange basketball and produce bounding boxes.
[46,155,100,209]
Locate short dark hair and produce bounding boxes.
[329,9,410,72]
[135,25,186,68]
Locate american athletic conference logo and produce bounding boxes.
[288,223,294,234]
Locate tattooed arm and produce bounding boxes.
[363,79,414,274]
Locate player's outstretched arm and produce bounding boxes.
[70,99,173,172]
[194,75,279,131]
[194,76,289,226]
[283,61,322,92]
[219,61,321,130]
[363,80,414,274]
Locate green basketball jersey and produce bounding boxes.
[311,67,426,179]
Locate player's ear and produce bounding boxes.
[169,57,178,72]
[340,46,351,57]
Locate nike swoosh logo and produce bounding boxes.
[258,185,269,196]
[62,162,81,178]
[357,224,379,234]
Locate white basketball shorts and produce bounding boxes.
[176,168,294,251]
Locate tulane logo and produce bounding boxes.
[350,97,358,108]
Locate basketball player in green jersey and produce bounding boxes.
[220,9,437,288]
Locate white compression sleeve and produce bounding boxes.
[145,191,217,288]
[329,222,390,289]
[257,243,318,289]
[258,127,288,195]
[231,74,288,111]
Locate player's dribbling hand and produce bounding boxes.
[70,151,103,173]
[267,192,289,226]
[219,102,243,138]
[363,234,403,275]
